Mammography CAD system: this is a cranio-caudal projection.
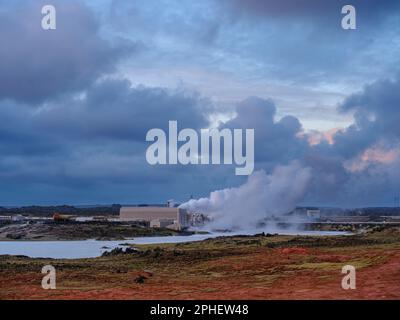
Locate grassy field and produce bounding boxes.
[1,227,400,299]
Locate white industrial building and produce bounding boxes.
[0,215,25,222]
[119,206,190,230]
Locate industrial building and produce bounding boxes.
[306,209,321,219]
[0,214,25,222]
[119,206,190,230]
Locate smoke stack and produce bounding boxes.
[167,199,175,208]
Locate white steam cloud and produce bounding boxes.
[180,162,312,231]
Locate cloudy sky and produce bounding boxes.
[0,0,399,207]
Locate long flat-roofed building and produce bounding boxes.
[119,206,189,230]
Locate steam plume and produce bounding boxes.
[180,162,311,231]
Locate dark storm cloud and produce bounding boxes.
[32,79,211,141]
[105,0,400,89]
[302,75,400,205]
[218,79,400,207]
[317,75,400,160]
[226,0,400,21]
[0,77,212,204]
[214,0,400,84]
[109,0,223,46]
[0,77,211,155]
[222,96,308,167]
[0,78,210,158]
[0,0,398,206]
[0,0,135,103]
[340,77,400,139]
[218,96,353,205]
[0,77,399,206]
[340,159,400,206]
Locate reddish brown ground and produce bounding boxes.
[1,241,399,300]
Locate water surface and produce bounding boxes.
[0,230,349,259]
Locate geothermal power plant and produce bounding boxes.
[119,203,191,230]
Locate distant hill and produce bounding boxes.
[0,204,121,217]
